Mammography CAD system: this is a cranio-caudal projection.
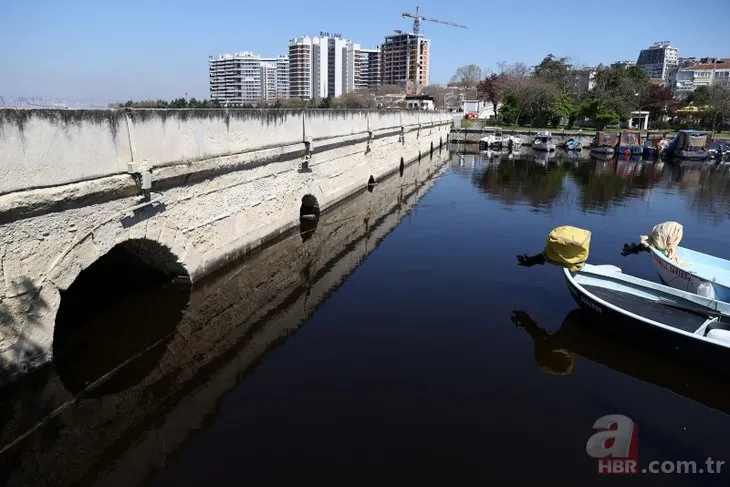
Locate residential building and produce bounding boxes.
[636,41,678,81]
[209,51,289,105]
[355,47,382,89]
[276,56,290,99]
[288,34,369,99]
[381,32,430,93]
[570,68,596,96]
[611,60,636,70]
[674,57,730,94]
[289,37,313,99]
[405,95,435,110]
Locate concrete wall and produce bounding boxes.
[0,153,450,487]
[0,108,452,383]
[0,108,449,195]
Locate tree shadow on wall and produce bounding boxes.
[0,278,50,384]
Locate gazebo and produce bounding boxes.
[628,111,650,130]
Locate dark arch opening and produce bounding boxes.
[300,194,320,242]
[399,157,405,177]
[53,239,190,397]
[367,175,376,193]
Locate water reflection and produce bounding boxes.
[512,309,730,416]
[472,156,568,208]
[0,153,450,487]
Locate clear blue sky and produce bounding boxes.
[1,0,727,103]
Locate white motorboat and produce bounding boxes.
[532,131,556,151]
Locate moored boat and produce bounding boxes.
[563,138,583,151]
[532,131,556,151]
[668,129,711,160]
[616,129,643,156]
[589,131,616,155]
[516,224,730,373]
[563,263,730,373]
[637,222,730,302]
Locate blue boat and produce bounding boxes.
[667,130,710,160]
[563,138,583,151]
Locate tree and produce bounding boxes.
[643,84,677,123]
[477,73,507,117]
[708,81,730,132]
[420,85,449,109]
[451,64,483,99]
[687,86,711,107]
[533,54,572,93]
[318,95,334,109]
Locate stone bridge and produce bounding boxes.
[0,151,449,487]
[0,108,452,382]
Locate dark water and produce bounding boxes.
[2,148,730,486]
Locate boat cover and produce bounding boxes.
[544,226,591,272]
[681,132,708,150]
[594,132,617,146]
[640,221,686,264]
[619,130,640,146]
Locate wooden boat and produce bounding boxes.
[668,130,710,160]
[589,131,616,155]
[647,245,730,302]
[532,131,556,151]
[564,263,730,372]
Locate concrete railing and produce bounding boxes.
[0,109,453,196]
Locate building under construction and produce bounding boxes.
[381,32,430,94]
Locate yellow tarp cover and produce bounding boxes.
[640,221,686,264]
[544,226,591,272]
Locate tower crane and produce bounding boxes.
[401,5,467,35]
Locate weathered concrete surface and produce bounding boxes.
[0,152,449,487]
[0,108,451,383]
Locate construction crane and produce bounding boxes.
[401,5,467,35]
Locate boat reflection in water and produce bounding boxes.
[0,152,450,487]
[511,309,730,415]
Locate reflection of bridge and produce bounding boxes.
[0,109,451,382]
[0,150,450,487]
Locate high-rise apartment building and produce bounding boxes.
[381,32,430,93]
[288,34,375,99]
[209,52,289,105]
[355,48,382,89]
[636,41,678,81]
[276,56,290,99]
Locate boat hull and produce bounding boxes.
[590,146,614,154]
[564,269,730,375]
[617,146,643,156]
[648,247,730,302]
[674,149,708,160]
[533,143,556,151]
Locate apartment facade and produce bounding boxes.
[381,32,430,93]
[355,47,382,89]
[209,52,289,105]
[569,68,596,97]
[636,41,678,81]
[288,34,376,99]
[674,57,730,94]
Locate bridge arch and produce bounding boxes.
[0,218,201,385]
